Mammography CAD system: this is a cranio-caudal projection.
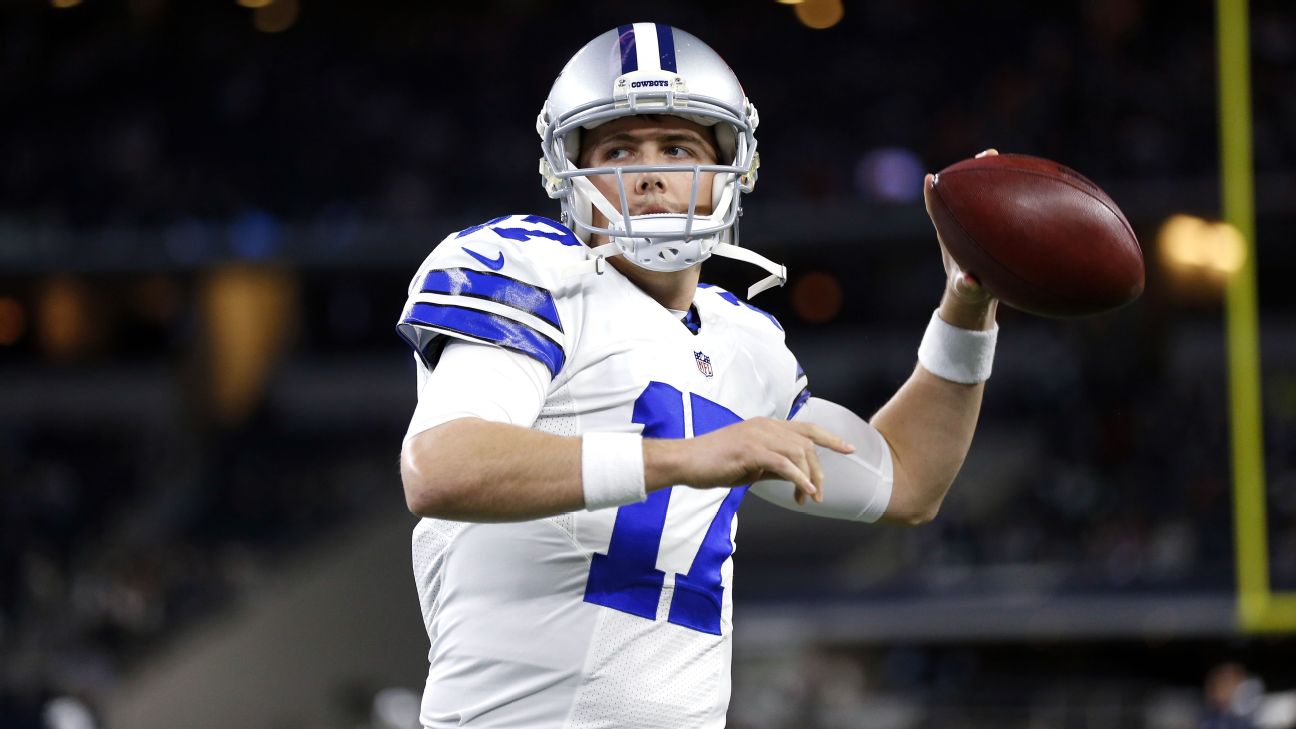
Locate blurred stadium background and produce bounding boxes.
[2,0,1294,727]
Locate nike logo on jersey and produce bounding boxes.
[461,247,505,270]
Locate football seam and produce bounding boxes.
[933,183,1095,310]
[945,167,1140,254]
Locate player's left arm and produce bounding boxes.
[755,166,998,525]
[870,285,995,525]
[756,283,994,525]
[869,165,999,525]
[753,279,992,526]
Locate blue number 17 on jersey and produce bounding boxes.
[583,382,747,636]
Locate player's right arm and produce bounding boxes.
[400,342,848,522]
[396,217,842,522]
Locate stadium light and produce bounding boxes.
[253,0,298,33]
[794,0,844,29]
[1157,214,1246,276]
[791,271,844,324]
[0,297,25,346]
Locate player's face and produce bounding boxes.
[579,115,720,228]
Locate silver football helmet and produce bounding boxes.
[537,23,786,297]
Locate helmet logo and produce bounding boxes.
[613,70,688,103]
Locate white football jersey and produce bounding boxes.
[396,215,809,729]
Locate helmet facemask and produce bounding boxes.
[537,23,783,297]
[540,89,758,273]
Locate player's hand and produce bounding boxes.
[646,418,854,505]
[923,149,997,307]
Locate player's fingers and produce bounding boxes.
[805,442,824,503]
[762,452,815,503]
[944,253,968,291]
[958,271,984,293]
[942,254,991,304]
[782,438,824,505]
[937,241,958,282]
[975,148,1000,158]
[953,270,994,304]
[787,421,854,454]
[922,173,936,215]
[785,443,813,491]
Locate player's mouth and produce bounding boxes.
[635,205,676,216]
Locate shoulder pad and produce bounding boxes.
[412,215,585,295]
[450,214,582,251]
[398,215,582,378]
[697,282,784,333]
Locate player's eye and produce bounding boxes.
[665,145,694,158]
[602,147,632,162]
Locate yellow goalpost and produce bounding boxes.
[1217,0,1296,632]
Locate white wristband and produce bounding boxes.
[581,432,647,511]
[917,309,998,384]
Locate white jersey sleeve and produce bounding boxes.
[403,341,549,443]
[396,214,584,380]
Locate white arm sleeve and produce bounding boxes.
[750,397,893,522]
[403,340,550,445]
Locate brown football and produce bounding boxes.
[926,153,1144,318]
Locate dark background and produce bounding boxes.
[2,1,1294,727]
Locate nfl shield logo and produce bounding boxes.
[694,351,714,378]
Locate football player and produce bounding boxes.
[396,23,998,729]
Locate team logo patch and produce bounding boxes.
[694,351,714,378]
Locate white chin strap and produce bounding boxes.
[711,242,787,298]
[562,177,787,299]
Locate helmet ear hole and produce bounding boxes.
[713,125,738,164]
[562,130,582,164]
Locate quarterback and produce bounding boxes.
[396,23,998,729]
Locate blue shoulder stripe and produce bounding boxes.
[401,302,564,377]
[421,268,562,332]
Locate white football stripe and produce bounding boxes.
[633,22,661,72]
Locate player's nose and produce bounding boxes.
[634,171,667,195]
